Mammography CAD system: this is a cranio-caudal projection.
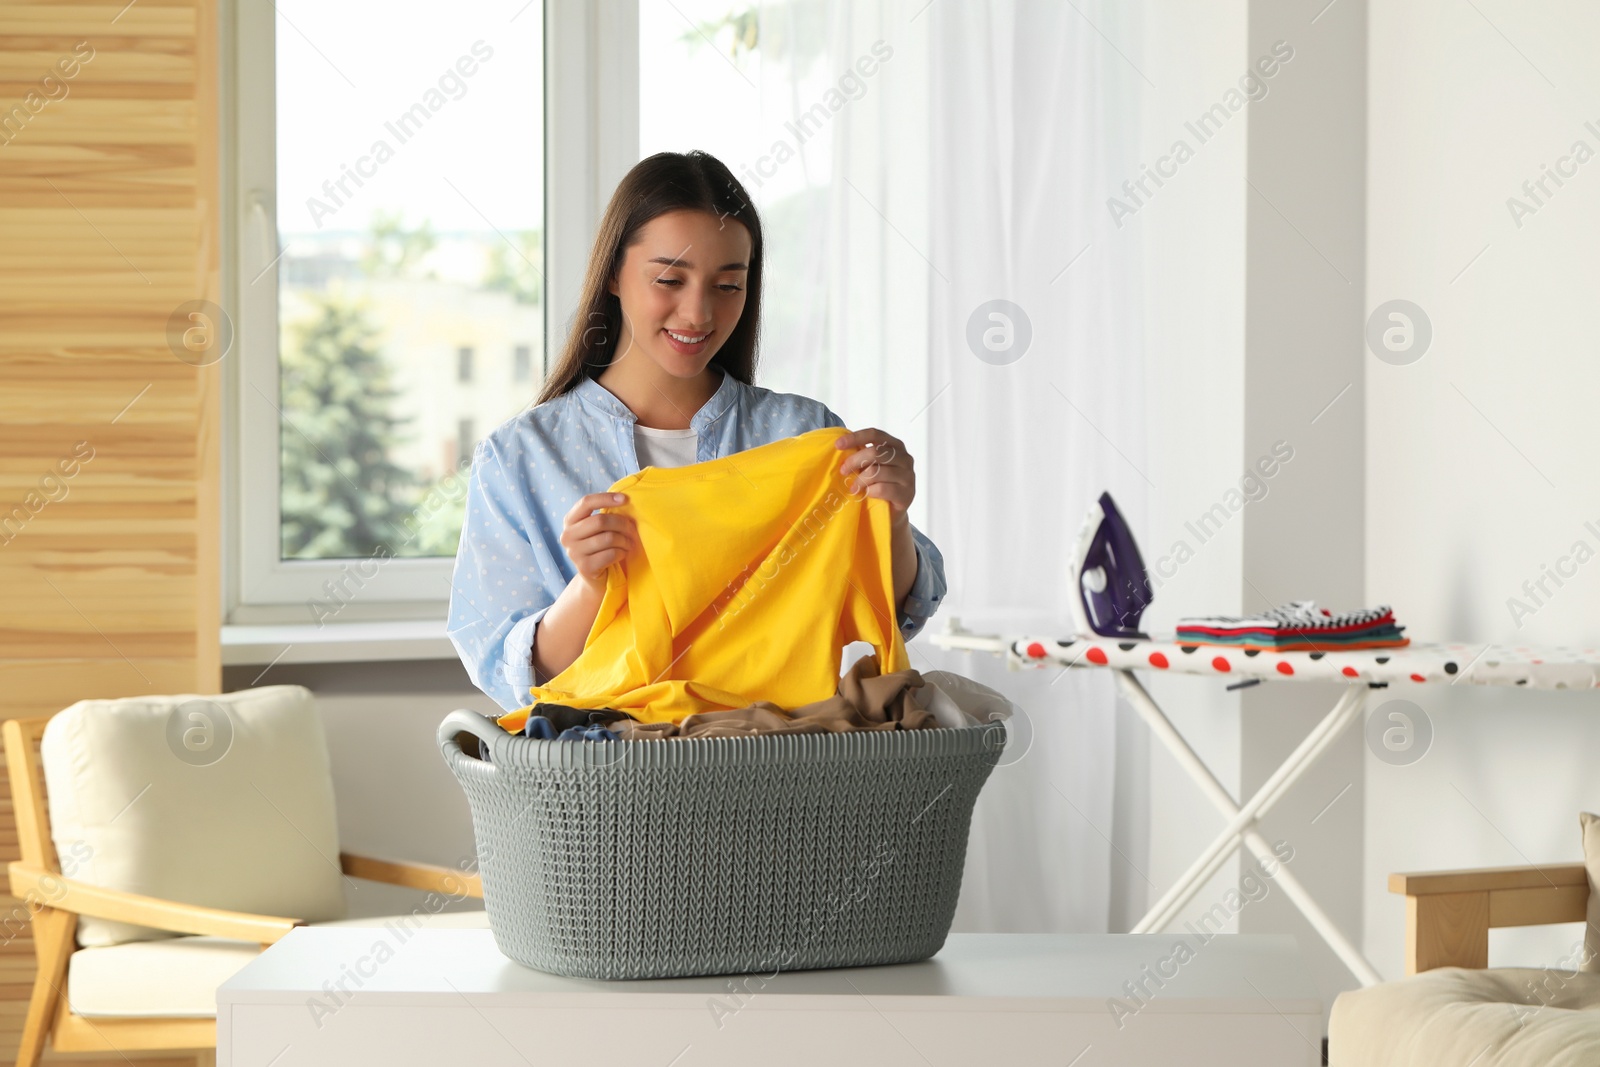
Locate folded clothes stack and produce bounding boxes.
[1175,600,1408,651]
[499,655,1013,742]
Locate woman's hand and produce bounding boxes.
[536,492,638,684]
[559,492,638,588]
[834,429,916,517]
[836,428,921,611]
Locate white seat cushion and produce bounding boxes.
[67,911,490,1018]
[42,685,347,947]
[69,937,260,1018]
[1331,966,1600,1067]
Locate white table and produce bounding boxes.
[930,617,1600,987]
[217,928,1320,1066]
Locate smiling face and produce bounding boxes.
[607,209,752,380]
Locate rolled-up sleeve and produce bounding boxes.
[447,439,563,712]
[817,406,948,643]
[897,525,947,642]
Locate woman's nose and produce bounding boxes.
[678,287,714,328]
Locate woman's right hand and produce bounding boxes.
[559,492,638,588]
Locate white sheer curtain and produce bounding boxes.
[918,0,1151,934]
[640,0,1148,933]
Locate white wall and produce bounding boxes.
[1126,0,1370,1026]
[1364,0,1600,979]
[1134,0,1250,937]
[1131,1,1372,1014]
[1238,0,1368,1021]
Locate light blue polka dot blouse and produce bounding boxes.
[446,370,949,712]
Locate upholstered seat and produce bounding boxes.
[1331,814,1600,1066]
[65,911,491,1018]
[2,685,489,1065]
[1331,966,1600,1067]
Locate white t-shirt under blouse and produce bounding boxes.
[633,424,699,469]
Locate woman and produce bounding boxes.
[448,150,947,712]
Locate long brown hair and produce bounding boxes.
[535,151,763,406]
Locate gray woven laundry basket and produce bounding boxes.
[438,708,1006,980]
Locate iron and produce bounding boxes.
[1068,491,1153,639]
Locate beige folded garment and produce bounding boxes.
[607,654,936,739]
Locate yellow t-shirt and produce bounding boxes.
[496,426,910,731]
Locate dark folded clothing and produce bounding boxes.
[1177,619,1399,640]
[1180,625,1408,647]
[517,705,632,741]
[1175,600,1408,650]
[523,717,619,741]
[1177,601,1395,634]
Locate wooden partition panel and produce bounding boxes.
[0,0,220,1061]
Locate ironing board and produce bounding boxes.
[929,619,1600,987]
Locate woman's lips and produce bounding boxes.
[662,328,710,355]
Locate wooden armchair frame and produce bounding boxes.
[1390,862,1589,974]
[2,715,484,1067]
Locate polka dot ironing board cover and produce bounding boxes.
[1006,636,1600,690]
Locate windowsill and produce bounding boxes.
[221,619,458,667]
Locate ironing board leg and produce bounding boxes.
[1113,670,1383,987]
[1133,683,1368,933]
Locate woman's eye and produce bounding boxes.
[653,278,742,292]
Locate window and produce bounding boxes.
[638,1,927,413]
[227,0,637,622]
[264,3,541,571]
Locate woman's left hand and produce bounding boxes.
[835,428,915,519]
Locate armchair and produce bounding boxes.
[1329,852,1600,1066]
[3,698,485,1067]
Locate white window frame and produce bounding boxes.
[221,0,639,626]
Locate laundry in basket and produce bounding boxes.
[438,671,1014,980]
[504,654,985,741]
[443,427,1010,978]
